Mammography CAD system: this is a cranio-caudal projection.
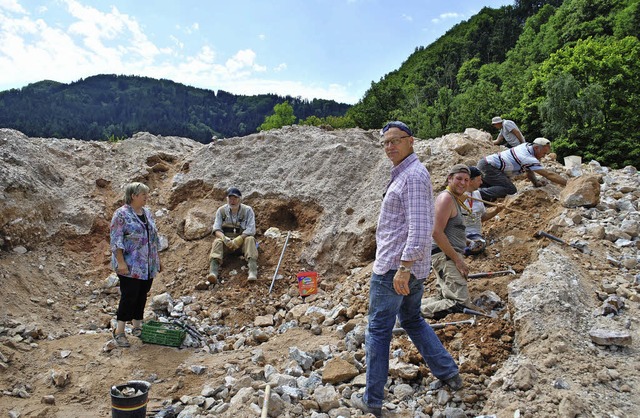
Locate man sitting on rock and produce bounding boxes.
[478,137,567,201]
[207,187,258,284]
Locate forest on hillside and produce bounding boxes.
[0,75,350,143]
[347,0,640,168]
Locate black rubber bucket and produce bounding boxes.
[110,380,150,418]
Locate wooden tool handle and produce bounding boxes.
[466,195,528,215]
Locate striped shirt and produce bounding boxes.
[373,153,434,279]
[485,143,543,177]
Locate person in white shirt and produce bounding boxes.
[463,166,503,255]
[477,137,567,201]
[491,116,525,148]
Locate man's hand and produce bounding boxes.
[454,256,469,279]
[393,270,411,295]
[231,236,244,250]
[223,236,234,249]
[533,178,548,187]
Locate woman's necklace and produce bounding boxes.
[133,206,147,224]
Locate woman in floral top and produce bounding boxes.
[110,182,161,347]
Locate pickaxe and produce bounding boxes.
[534,230,589,253]
[468,268,515,279]
[462,307,497,318]
[392,316,475,335]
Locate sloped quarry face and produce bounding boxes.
[1,127,639,417]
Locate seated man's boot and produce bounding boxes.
[247,258,258,281]
[207,259,219,284]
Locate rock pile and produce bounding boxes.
[1,126,639,417]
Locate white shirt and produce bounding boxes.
[485,143,543,177]
[500,120,523,147]
[463,190,485,236]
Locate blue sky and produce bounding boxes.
[0,0,513,104]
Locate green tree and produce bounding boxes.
[258,101,297,131]
[299,115,323,126]
[524,36,640,167]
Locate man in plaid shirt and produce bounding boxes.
[350,121,461,417]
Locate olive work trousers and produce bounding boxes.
[209,235,258,264]
[422,252,471,316]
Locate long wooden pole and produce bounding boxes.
[261,384,271,417]
[269,231,291,294]
[466,195,528,215]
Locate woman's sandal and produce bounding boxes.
[131,327,143,338]
[112,330,130,347]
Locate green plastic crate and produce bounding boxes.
[140,321,185,347]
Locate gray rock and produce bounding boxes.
[289,347,313,371]
[589,329,632,346]
[313,385,340,412]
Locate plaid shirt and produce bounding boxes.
[373,153,434,279]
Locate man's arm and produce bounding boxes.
[432,193,469,277]
[511,127,525,144]
[493,133,505,145]
[481,205,503,222]
[242,206,256,236]
[212,207,229,241]
[534,169,567,186]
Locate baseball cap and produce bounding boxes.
[381,121,412,137]
[448,164,470,177]
[491,116,503,124]
[226,187,242,197]
[533,137,551,146]
[469,166,482,178]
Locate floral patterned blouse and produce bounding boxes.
[110,204,160,280]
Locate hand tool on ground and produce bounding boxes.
[169,319,206,344]
[430,315,476,330]
[392,316,476,335]
[468,267,516,279]
[269,231,291,294]
[261,384,271,418]
[534,230,589,253]
[466,195,528,215]
[462,307,497,318]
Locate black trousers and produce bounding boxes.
[117,275,153,322]
[477,158,517,200]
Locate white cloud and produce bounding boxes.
[258,34,266,41]
[220,78,356,104]
[0,0,27,14]
[0,1,355,103]
[401,14,413,22]
[169,35,184,50]
[225,49,258,73]
[432,12,463,24]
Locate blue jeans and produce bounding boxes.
[364,270,459,408]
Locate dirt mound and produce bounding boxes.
[1,126,638,417]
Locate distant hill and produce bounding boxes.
[0,74,351,143]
